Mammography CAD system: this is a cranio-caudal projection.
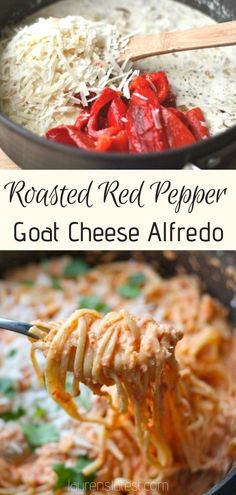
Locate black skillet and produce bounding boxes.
[0,250,235,493]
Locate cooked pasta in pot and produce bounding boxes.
[0,257,235,495]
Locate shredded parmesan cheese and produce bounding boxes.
[152,108,162,129]
[133,92,148,101]
[0,16,133,135]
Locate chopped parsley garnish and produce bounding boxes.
[7,349,18,358]
[0,407,25,422]
[51,277,63,291]
[41,258,50,271]
[21,423,59,449]
[0,378,16,397]
[117,285,141,299]
[79,295,111,314]
[63,259,89,278]
[129,272,146,287]
[53,456,96,490]
[21,279,35,287]
[118,272,146,299]
[33,407,47,420]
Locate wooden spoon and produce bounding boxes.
[120,20,236,63]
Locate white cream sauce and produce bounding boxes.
[13,0,236,135]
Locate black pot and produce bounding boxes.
[0,0,236,169]
[0,250,236,493]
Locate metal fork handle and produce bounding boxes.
[0,318,37,339]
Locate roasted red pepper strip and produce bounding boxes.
[167,107,191,128]
[90,88,119,116]
[161,107,196,148]
[110,130,129,152]
[75,110,90,131]
[46,125,95,150]
[186,108,210,141]
[130,83,162,107]
[88,117,121,139]
[87,88,120,138]
[107,97,128,128]
[126,92,169,152]
[96,130,129,152]
[95,133,111,152]
[145,72,170,104]
[130,72,173,105]
[46,126,77,147]
[130,75,151,92]
[66,127,95,150]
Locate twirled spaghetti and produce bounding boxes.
[30,302,236,481]
[30,310,182,473]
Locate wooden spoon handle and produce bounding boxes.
[123,20,236,62]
